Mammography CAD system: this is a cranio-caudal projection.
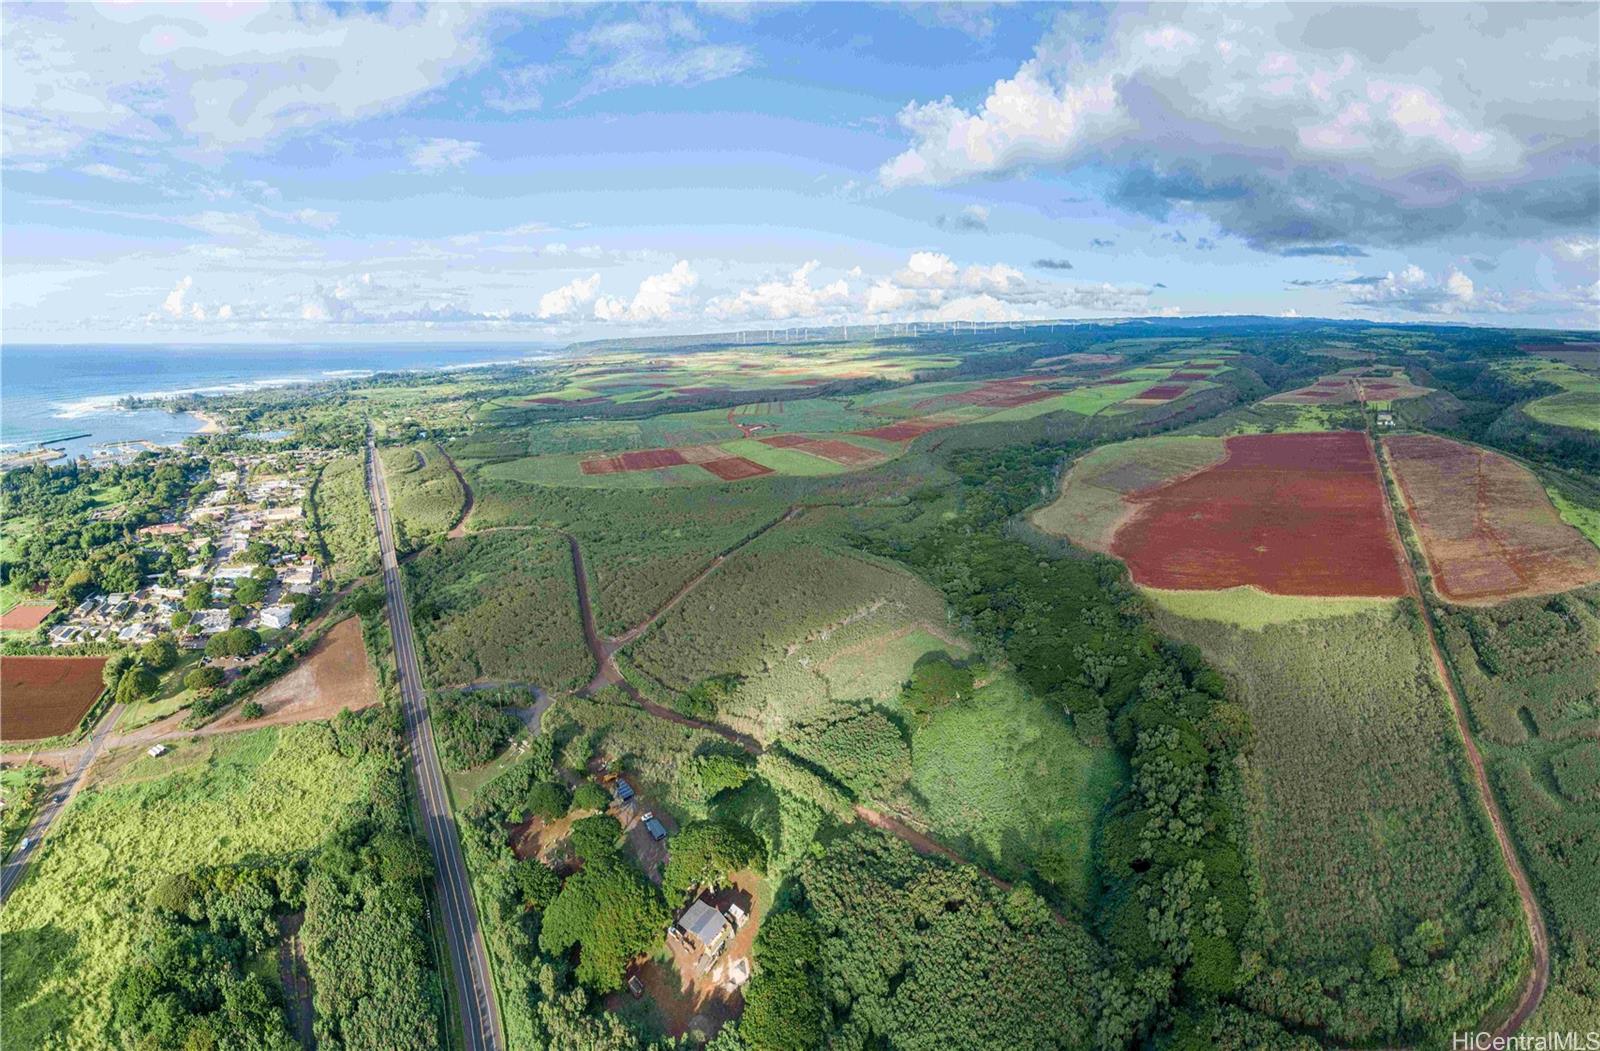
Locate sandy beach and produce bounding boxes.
[191,410,225,434]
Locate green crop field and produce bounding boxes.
[1435,590,1600,1031]
[908,674,1123,908]
[1152,603,1524,1044]
[0,725,385,1050]
[380,443,465,547]
[404,531,591,691]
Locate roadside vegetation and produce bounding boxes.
[311,453,377,580]
[0,713,441,1050]
[405,532,590,692]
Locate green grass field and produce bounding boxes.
[0,725,384,1050]
[1152,604,1522,1042]
[405,531,591,691]
[818,626,970,702]
[1141,586,1398,629]
[909,674,1123,908]
[1548,487,1600,549]
[1499,359,1600,433]
[624,535,954,739]
[381,443,466,546]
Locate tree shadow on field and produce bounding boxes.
[0,924,81,1044]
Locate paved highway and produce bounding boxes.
[0,703,123,904]
[366,432,503,1051]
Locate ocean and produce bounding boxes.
[0,344,555,459]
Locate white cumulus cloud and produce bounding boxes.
[594,261,699,323]
[538,273,602,319]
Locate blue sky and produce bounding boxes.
[3,2,1597,343]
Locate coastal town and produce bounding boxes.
[20,445,331,650]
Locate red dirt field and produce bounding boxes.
[755,434,882,465]
[1167,371,1209,380]
[0,603,56,631]
[852,418,953,442]
[1,655,107,741]
[1112,432,1409,596]
[1134,384,1188,401]
[794,439,882,465]
[700,457,774,481]
[208,617,379,731]
[1384,435,1600,603]
[581,448,691,474]
[912,378,1055,412]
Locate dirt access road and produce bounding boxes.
[1375,437,1549,1039]
[369,430,503,1051]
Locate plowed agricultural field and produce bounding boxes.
[1385,434,1600,603]
[1,655,107,740]
[1112,431,1409,596]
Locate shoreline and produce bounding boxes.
[191,410,224,435]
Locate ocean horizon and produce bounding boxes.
[0,343,557,458]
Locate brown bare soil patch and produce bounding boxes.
[1112,432,1409,596]
[755,434,812,449]
[1385,435,1600,603]
[700,457,773,481]
[0,603,56,631]
[1267,368,1432,404]
[210,618,378,731]
[1134,384,1188,401]
[581,448,690,474]
[795,439,883,465]
[1,655,107,741]
[852,418,953,442]
[675,444,737,465]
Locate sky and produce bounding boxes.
[2,1,1597,344]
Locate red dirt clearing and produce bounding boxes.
[1385,434,1600,603]
[209,617,379,731]
[700,457,774,481]
[795,439,882,465]
[1112,431,1409,597]
[756,434,882,465]
[581,448,690,474]
[1,655,107,741]
[1134,384,1188,401]
[852,418,953,442]
[0,603,56,631]
[1167,371,1209,380]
